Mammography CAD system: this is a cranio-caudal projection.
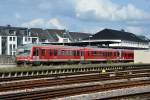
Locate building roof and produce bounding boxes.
[46,29,65,42]
[69,32,91,42]
[89,29,149,43]
[0,25,27,36]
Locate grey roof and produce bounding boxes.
[69,32,91,42]
[46,29,91,42]
[89,29,149,43]
[0,25,27,36]
[46,29,65,42]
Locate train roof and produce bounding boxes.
[18,44,133,51]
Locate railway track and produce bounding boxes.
[0,68,150,99]
[0,63,150,82]
[0,65,150,100]
[0,80,150,100]
[0,69,150,92]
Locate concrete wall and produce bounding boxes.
[134,49,150,63]
[0,55,15,64]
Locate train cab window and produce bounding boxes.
[54,49,57,56]
[41,49,46,56]
[49,49,53,56]
[33,48,39,56]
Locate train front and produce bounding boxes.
[16,44,32,65]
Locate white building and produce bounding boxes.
[0,26,39,55]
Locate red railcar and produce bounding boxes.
[16,44,134,65]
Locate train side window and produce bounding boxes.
[70,50,73,56]
[108,52,111,57]
[122,52,125,57]
[66,50,69,56]
[110,52,112,56]
[107,52,109,57]
[117,52,120,56]
[99,51,102,56]
[41,49,45,56]
[62,50,65,55]
[54,49,57,56]
[77,50,80,56]
[81,51,84,56]
[92,51,96,55]
[88,51,90,56]
[103,52,106,56]
[33,48,39,56]
[105,52,107,56]
[114,52,117,57]
[58,50,61,56]
[49,49,53,56]
[73,50,76,56]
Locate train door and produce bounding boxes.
[33,47,39,61]
[80,50,84,63]
[41,49,46,59]
[114,51,120,61]
[121,51,125,59]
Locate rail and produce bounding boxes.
[0,63,150,81]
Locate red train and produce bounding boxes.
[16,44,134,65]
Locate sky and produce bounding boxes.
[0,0,150,38]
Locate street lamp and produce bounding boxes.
[89,35,93,46]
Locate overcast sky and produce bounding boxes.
[0,0,150,37]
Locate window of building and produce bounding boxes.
[28,38,31,41]
[9,44,12,50]
[9,37,12,41]
[25,37,27,42]
[13,44,16,50]
[10,51,12,55]
[13,37,15,41]
[9,30,16,35]
[13,52,16,55]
